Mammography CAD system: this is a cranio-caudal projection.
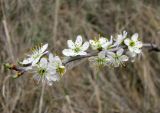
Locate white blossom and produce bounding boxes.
[124,33,143,57]
[89,36,113,51]
[48,53,66,77]
[20,44,48,66]
[62,35,89,56]
[89,51,110,67]
[89,37,106,50]
[107,48,128,67]
[112,31,127,47]
[33,58,58,86]
[33,53,65,86]
[102,36,113,50]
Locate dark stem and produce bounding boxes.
[143,43,160,52]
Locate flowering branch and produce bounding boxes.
[63,43,160,65]
[5,31,160,85]
[6,43,159,76]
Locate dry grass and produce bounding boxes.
[1,0,160,113]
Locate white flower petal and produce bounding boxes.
[48,69,56,74]
[113,31,127,47]
[127,51,137,57]
[113,35,123,47]
[102,36,113,49]
[49,53,54,62]
[24,66,33,70]
[128,47,134,52]
[21,44,48,67]
[75,35,83,46]
[98,51,106,58]
[40,44,48,53]
[78,51,87,56]
[54,56,61,62]
[99,38,107,44]
[117,48,124,56]
[107,56,114,61]
[107,52,115,57]
[105,57,110,62]
[131,33,138,41]
[82,42,89,51]
[39,58,48,67]
[109,35,113,44]
[49,74,60,81]
[120,55,128,62]
[124,39,130,46]
[62,49,75,56]
[117,35,122,41]
[48,63,57,70]
[67,40,75,49]
[136,41,143,48]
[49,54,62,66]
[20,58,33,65]
[101,43,107,49]
[53,56,62,65]
[32,56,41,66]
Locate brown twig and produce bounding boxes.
[4,64,26,77]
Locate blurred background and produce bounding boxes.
[1,0,160,113]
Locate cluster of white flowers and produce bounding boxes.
[89,36,113,50]
[20,44,66,86]
[88,31,142,67]
[18,31,143,85]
